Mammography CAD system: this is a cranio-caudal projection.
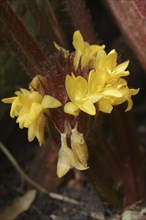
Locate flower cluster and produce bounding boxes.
[2,30,139,177]
[2,80,62,146]
[64,31,139,116]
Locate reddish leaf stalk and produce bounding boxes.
[87,115,123,184]
[25,0,54,52]
[111,107,146,205]
[64,0,96,43]
[43,0,68,48]
[86,140,123,207]
[97,136,123,184]
[105,0,146,70]
[0,0,51,79]
[123,111,146,201]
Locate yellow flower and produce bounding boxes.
[111,79,139,111]
[88,69,139,113]
[63,31,139,116]
[73,30,105,70]
[2,88,62,145]
[87,70,123,113]
[93,49,130,79]
[57,130,88,178]
[64,73,96,116]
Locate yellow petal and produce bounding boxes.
[10,98,19,118]
[66,74,88,103]
[1,97,16,103]
[28,124,36,142]
[74,76,87,100]
[17,114,31,128]
[98,99,113,113]
[88,93,103,103]
[112,71,130,78]
[125,98,133,112]
[71,128,88,167]
[28,114,46,146]
[30,91,42,103]
[88,45,105,57]
[105,49,117,71]
[130,88,139,96]
[102,89,122,97]
[73,50,82,70]
[79,100,96,115]
[57,145,73,178]
[29,75,47,92]
[88,69,107,93]
[64,102,79,116]
[19,88,30,96]
[54,42,69,58]
[81,53,90,69]
[94,49,106,70]
[29,103,42,121]
[125,88,139,112]
[34,114,46,146]
[65,74,75,101]
[114,60,129,72]
[73,30,84,51]
[42,95,62,108]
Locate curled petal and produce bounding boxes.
[125,88,139,112]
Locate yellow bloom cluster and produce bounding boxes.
[64,31,139,116]
[1,30,139,178]
[2,85,62,146]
